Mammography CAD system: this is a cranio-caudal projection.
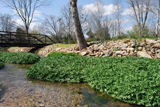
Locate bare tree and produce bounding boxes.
[88,0,110,40]
[42,15,65,43]
[61,3,75,43]
[70,0,88,50]
[113,0,123,37]
[78,5,89,33]
[0,14,16,32]
[127,0,151,37]
[0,0,50,35]
[150,0,160,37]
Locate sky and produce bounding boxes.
[0,0,137,32]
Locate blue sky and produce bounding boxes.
[0,0,134,32]
[0,0,128,17]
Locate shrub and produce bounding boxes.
[27,55,89,82]
[0,83,2,91]
[47,52,79,57]
[0,52,40,64]
[26,53,160,106]
[0,61,4,69]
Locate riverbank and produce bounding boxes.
[27,52,160,106]
[0,64,132,107]
[7,38,160,59]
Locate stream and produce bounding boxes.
[0,64,139,107]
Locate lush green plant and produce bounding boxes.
[0,83,2,91]
[26,53,160,106]
[0,52,40,64]
[0,61,4,69]
[48,52,79,57]
[27,54,88,82]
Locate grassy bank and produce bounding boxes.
[26,52,160,106]
[0,52,40,64]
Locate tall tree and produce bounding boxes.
[127,0,151,37]
[0,0,49,35]
[0,14,16,32]
[61,3,75,43]
[113,0,123,37]
[150,0,160,37]
[89,0,110,40]
[42,15,65,43]
[70,0,88,50]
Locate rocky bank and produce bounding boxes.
[7,39,160,59]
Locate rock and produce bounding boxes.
[129,51,134,56]
[124,39,130,43]
[117,55,122,57]
[91,41,101,44]
[156,49,160,53]
[145,39,157,45]
[153,43,160,48]
[83,105,89,107]
[80,51,88,56]
[115,51,125,55]
[74,45,79,51]
[137,51,152,58]
[140,42,146,47]
[104,49,113,57]
[98,45,104,50]
[156,40,160,43]
[127,48,134,52]
[156,53,160,58]
[55,48,62,51]
[122,44,128,48]
[138,47,142,51]
[121,48,127,51]
[39,104,45,107]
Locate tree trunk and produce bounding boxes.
[70,0,88,50]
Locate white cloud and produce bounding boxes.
[124,26,133,32]
[34,10,42,16]
[15,19,38,31]
[122,7,134,16]
[103,4,120,16]
[122,5,148,16]
[13,9,42,17]
[82,1,118,16]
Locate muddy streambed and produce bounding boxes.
[0,64,138,107]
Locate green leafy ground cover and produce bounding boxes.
[0,83,2,91]
[26,52,160,106]
[0,52,40,64]
[0,61,4,69]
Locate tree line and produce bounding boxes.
[0,0,160,50]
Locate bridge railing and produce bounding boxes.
[0,31,55,45]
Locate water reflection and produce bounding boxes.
[0,64,138,107]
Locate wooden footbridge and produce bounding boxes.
[0,31,55,47]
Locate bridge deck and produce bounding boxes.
[0,31,55,47]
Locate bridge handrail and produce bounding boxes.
[0,31,55,45]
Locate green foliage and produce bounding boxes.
[0,61,4,69]
[48,52,79,57]
[27,54,88,83]
[0,52,40,64]
[86,37,100,42]
[16,27,25,33]
[0,83,2,91]
[26,53,160,106]
[86,28,96,38]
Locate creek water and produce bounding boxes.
[0,64,139,107]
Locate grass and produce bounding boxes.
[0,52,40,64]
[54,43,76,48]
[26,52,160,106]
